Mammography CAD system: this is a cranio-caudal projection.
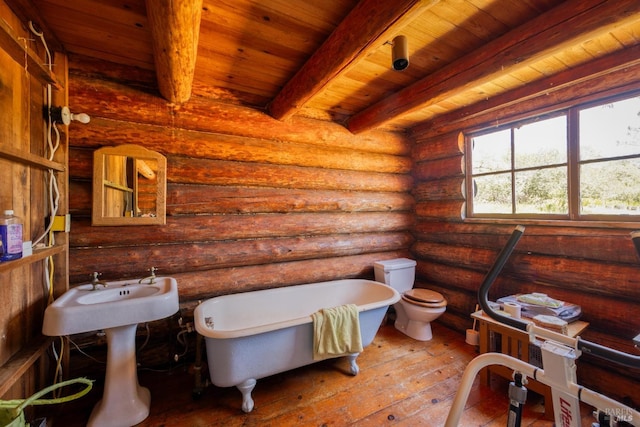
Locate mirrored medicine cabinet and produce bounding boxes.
[92,144,167,226]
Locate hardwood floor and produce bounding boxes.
[42,322,596,426]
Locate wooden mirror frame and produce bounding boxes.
[92,144,167,226]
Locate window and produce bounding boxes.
[466,94,640,221]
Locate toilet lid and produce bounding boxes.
[402,289,447,308]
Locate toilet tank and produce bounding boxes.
[373,258,416,293]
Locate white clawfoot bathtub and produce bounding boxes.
[194,278,400,412]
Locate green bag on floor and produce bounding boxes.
[0,378,93,427]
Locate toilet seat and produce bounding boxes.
[402,289,447,308]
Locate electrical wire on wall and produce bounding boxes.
[28,21,59,299]
[29,20,64,394]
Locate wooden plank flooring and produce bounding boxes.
[41,322,597,426]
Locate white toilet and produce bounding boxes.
[374,258,447,341]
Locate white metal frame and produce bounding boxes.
[446,225,640,426]
[445,331,640,426]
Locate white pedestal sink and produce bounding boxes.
[43,277,179,427]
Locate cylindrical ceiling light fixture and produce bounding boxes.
[392,35,409,71]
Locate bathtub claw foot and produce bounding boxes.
[237,379,256,413]
[347,353,360,375]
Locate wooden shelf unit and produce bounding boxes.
[0,4,69,400]
[0,245,65,274]
[0,145,65,172]
[0,16,62,89]
[0,335,54,398]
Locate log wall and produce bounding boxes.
[66,55,414,317]
[411,65,640,405]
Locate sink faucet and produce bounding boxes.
[91,272,108,291]
[138,267,158,284]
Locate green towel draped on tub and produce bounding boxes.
[312,304,363,360]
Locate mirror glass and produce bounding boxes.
[92,144,167,226]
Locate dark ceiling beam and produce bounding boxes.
[267,0,438,122]
[146,0,203,104]
[348,0,640,134]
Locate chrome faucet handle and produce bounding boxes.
[139,267,158,284]
[90,272,107,291]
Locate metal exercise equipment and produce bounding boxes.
[445,225,640,427]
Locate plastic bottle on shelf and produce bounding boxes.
[0,210,23,261]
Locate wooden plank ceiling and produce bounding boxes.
[16,0,640,133]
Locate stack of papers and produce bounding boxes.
[497,294,582,322]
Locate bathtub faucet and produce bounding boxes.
[138,267,158,284]
[91,272,108,291]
